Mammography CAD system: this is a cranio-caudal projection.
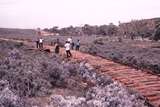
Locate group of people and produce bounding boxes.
[63,37,81,58]
[36,37,80,58]
[66,37,80,50]
[55,37,80,58]
[36,38,43,49]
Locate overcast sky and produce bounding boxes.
[0,0,160,28]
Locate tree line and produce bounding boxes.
[44,18,160,41]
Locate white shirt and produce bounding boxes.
[39,39,43,43]
[65,43,70,51]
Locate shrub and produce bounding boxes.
[153,26,160,41]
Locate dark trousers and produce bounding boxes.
[39,43,43,49]
[66,50,72,58]
[36,41,39,48]
[55,46,60,54]
[71,43,74,50]
[76,45,80,50]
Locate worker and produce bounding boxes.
[64,41,72,58]
[55,39,60,54]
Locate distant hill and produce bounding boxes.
[0,28,36,36]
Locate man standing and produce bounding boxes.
[39,38,43,49]
[67,37,74,49]
[36,39,39,49]
[55,39,60,54]
[36,28,41,49]
[64,41,72,58]
[75,39,80,51]
[67,37,72,43]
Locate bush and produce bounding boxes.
[93,38,104,45]
[153,26,160,41]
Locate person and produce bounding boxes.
[55,39,60,54]
[36,38,39,48]
[71,42,75,50]
[64,41,72,58]
[67,37,74,50]
[39,38,43,49]
[67,37,72,43]
[75,39,80,50]
[36,28,41,49]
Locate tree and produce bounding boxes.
[107,24,118,35]
[153,25,160,41]
[50,26,59,33]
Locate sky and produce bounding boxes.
[0,0,160,29]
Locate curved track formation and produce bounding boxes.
[0,38,160,107]
[73,52,160,107]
